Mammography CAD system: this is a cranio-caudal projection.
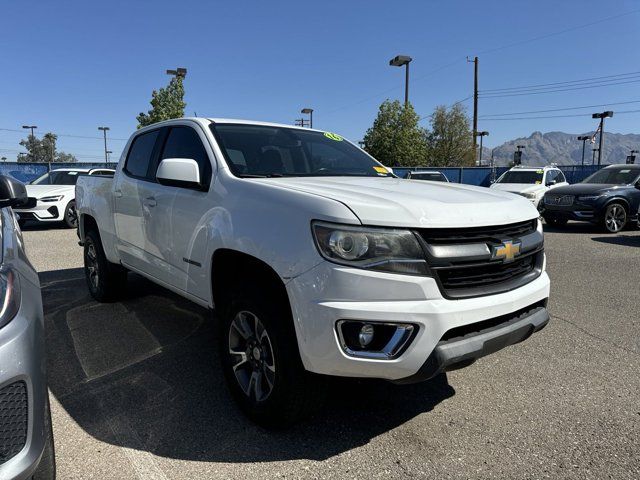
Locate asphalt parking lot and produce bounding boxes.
[23,222,640,480]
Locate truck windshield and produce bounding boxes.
[582,168,640,185]
[30,171,82,185]
[210,124,392,178]
[497,170,543,184]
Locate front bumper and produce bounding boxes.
[0,274,48,480]
[286,261,550,381]
[14,200,64,223]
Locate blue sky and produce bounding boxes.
[1,0,640,161]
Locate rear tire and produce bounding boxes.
[219,281,327,428]
[602,202,627,233]
[83,229,127,302]
[63,201,78,229]
[32,395,56,480]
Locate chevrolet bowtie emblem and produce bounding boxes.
[492,240,521,263]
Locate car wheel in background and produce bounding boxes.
[32,395,56,480]
[219,282,327,428]
[63,201,78,229]
[83,229,127,302]
[602,202,627,233]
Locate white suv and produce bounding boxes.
[490,166,568,207]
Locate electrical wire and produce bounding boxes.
[479,99,640,118]
[0,128,128,141]
[479,108,640,121]
[479,78,640,98]
[482,71,640,94]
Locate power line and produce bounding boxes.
[479,99,640,118]
[479,78,640,98]
[479,108,640,121]
[481,70,640,93]
[0,128,128,141]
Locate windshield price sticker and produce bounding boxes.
[324,132,343,141]
[373,166,388,174]
[536,170,543,174]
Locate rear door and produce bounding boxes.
[113,128,164,276]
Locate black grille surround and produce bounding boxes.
[0,381,28,466]
[416,219,544,299]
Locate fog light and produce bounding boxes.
[358,324,374,347]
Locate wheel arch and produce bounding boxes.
[603,196,630,212]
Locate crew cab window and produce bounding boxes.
[556,171,566,183]
[124,130,160,179]
[160,126,212,187]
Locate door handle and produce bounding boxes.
[144,196,157,207]
[114,189,123,198]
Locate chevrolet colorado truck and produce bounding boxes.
[76,118,550,427]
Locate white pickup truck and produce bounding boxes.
[76,118,550,427]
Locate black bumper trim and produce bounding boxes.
[393,303,550,384]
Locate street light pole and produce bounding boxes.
[389,55,412,106]
[592,148,599,165]
[98,127,110,164]
[577,135,590,166]
[166,67,187,78]
[301,108,314,128]
[476,131,489,166]
[591,111,613,166]
[22,125,38,138]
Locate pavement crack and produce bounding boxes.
[550,313,639,356]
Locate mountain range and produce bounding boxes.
[483,131,640,166]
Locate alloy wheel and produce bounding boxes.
[605,204,626,232]
[86,242,99,290]
[228,310,276,402]
[67,204,78,227]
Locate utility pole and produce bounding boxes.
[591,111,613,166]
[592,148,599,165]
[514,145,525,165]
[577,135,590,166]
[627,149,638,164]
[98,126,110,164]
[467,56,479,160]
[294,118,309,128]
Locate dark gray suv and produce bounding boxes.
[0,176,55,479]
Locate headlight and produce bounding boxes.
[577,195,601,202]
[0,267,21,329]
[39,195,64,202]
[312,222,429,275]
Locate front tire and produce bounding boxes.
[63,201,78,229]
[83,229,127,302]
[219,283,327,428]
[602,202,627,233]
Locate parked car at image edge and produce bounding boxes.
[541,164,640,233]
[75,117,551,427]
[14,167,115,228]
[490,165,568,208]
[405,170,449,182]
[0,175,55,480]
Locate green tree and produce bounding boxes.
[425,104,474,167]
[18,133,77,163]
[363,100,428,167]
[136,76,186,128]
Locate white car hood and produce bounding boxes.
[490,183,544,195]
[26,184,74,199]
[257,177,539,228]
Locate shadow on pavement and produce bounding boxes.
[591,235,640,247]
[43,267,454,463]
[542,221,603,235]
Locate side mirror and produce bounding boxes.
[156,158,202,189]
[546,180,557,187]
[0,175,28,208]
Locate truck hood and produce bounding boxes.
[546,183,632,196]
[25,184,74,199]
[256,176,539,228]
[490,183,544,195]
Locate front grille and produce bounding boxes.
[544,194,574,206]
[0,381,28,465]
[417,220,543,299]
[420,219,536,245]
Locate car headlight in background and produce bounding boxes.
[577,195,602,202]
[0,267,21,329]
[312,222,429,275]
[38,195,64,202]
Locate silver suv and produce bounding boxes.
[0,176,55,479]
